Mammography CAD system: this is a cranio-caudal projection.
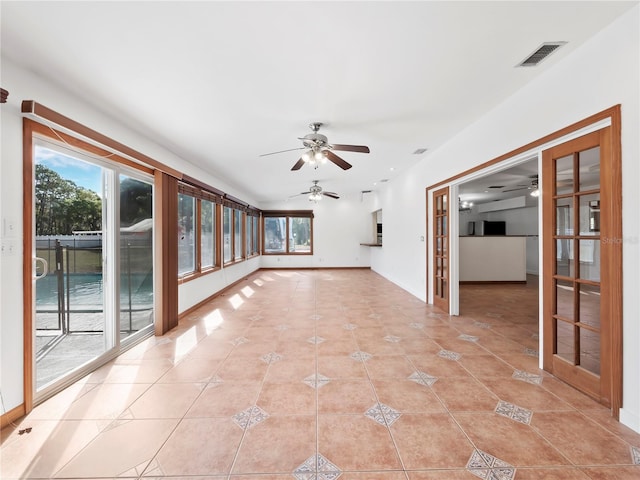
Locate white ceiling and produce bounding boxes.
[1,1,635,205]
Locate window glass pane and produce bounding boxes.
[234,209,242,260]
[223,206,232,263]
[290,217,311,253]
[246,216,251,255]
[178,194,195,275]
[253,216,259,254]
[201,200,215,268]
[265,217,286,253]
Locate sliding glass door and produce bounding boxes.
[32,137,154,398]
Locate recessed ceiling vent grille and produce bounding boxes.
[517,42,567,67]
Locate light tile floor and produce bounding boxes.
[2,269,640,479]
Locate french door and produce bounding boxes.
[27,129,154,403]
[432,187,449,313]
[542,127,621,408]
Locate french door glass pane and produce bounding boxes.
[579,239,600,281]
[580,327,601,374]
[579,284,600,329]
[578,146,600,191]
[556,154,574,194]
[556,279,574,320]
[119,175,153,338]
[578,193,600,236]
[555,199,573,235]
[556,319,575,363]
[556,239,574,277]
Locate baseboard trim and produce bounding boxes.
[619,407,640,434]
[459,280,527,285]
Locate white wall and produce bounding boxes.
[371,6,640,431]
[260,193,373,269]
[0,57,261,413]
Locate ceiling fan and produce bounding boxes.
[294,180,339,202]
[503,174,538,193]
[260,122,370,171]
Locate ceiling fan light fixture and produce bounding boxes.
[309,192,322,202]
[530,188,540,197]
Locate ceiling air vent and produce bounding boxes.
[517,42,567,67]
[413,148,428,155]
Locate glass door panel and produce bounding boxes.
[119,174,154,340]
[34,143,109,391]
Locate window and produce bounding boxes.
[178,193,196,275]
[223,205,246,264]
[262,210,314,255]
[246,213,259,257]
[201,199,215,268]
[178,183,221,279]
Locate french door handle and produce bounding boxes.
[34,257,48,280]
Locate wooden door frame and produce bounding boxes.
[425,105,622,417]
[431,186,450,313]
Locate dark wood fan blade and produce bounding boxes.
[291,158,305,170]
[325,150,352,170]
[300,191,311,195]
[259,147,305,157]
[323,192,340,199]
[331,144,370,153]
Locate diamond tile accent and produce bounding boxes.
[208,375,224,387]
[261,352,283,364]
[248,314,263,321]
[310,314,323,320]
[303,373,331,389]
[350,351,373,362]
[232,405,269,429]
[524,348,539,357]
[307,336,326,345]
[275,324,290,331]
[342,323,358,330]
[368,313,382,319]
[384,335,401,343]
[409,322,425,329]
[467,449,516,480]
[474,321,492,329]
[294,453,341,480]
[230,336,249,346]
[459,334,479,342]
[631,446,640,465]
[408,371,438,387]
[512,369,543,385]
[438,349,462,361]
[365,402,402,426]
[495,400,533,425]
